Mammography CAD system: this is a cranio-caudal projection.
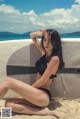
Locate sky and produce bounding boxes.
[0,0,80,33]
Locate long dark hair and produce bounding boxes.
[41,29,65,68]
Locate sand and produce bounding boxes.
[0,98,80,119]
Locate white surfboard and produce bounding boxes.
[0,38,80,99]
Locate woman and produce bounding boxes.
[0,29,64,116]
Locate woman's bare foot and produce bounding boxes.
[40,107,58,117]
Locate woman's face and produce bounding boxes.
[43,32,53,53]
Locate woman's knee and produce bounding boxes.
[5,100,14,108]
[4,77,12,82]
[4,77,14,88]
[5,100,18,112]
[3,77,10,84]
[1,77,11,88]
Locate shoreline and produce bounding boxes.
[0,38,80,43]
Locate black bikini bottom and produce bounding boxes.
[38,87,51,100]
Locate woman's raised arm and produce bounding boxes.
[30,29,45,55]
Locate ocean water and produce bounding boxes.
[0,32,80,41]
[0,36,31,41]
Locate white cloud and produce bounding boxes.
[0,3,80,33]
[0,4,20,14]
[75,0,80,4]
[39,3,80,33]
[23,10,37,17]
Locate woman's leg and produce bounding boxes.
[5,98,59,117]
[0,77,49,107]
[0,81,8,98]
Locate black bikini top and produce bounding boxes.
[35,54,57,79]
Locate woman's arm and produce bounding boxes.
[30,31,41,48]
[32,56,60,88]
[30,29,45,55]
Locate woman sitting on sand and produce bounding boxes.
[0,29,64,116]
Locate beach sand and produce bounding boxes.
[0,98,80,119]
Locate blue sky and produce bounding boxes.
[0,0,76,14]
[0,0,80,33]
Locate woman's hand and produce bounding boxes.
[35,28,46,37]
[39,28,46,36]
[30,28,46,38]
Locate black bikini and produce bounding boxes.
[35,54,58,100]
[35,54,57,79]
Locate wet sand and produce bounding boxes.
[0,98,80,119]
